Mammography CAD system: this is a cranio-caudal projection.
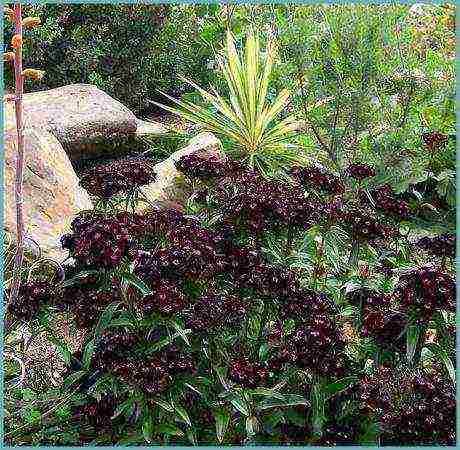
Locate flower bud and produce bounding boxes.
[11,34,22,49]
[4,7,14,21]
[22,17,41,29]
[3,52,15,63]
[22,69,45,81]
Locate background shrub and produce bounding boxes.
[3,4,221,114]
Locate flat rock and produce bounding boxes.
[4,84,166,161]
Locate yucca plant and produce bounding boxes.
[152,30,301,176]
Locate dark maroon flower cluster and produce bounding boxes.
[134,224,227,284]
[346,290,406,351]
[361,310,406,352]
[422,131,448,151]
[365,185,410,219]
[394,267,455,320]
[359,365,397,415]
[417,233,455,258]
[139,279,188,317]
[56,265,121,329]
[271,316,346,378]
[279,289,335,321]
[235,262,299,298]
[345,163,376,181]
[212,171,315,233]
[185,294,248,333]
[383,371,455,446]
[362,368,455,446]
[63,284,121,329]
[95,330,194,394]
[175,152,231,180]
[228,357,269,388]
[346,288,387,309]
[340,208,396,241]
[8,281,52,321]
[61,214,130,269]
[80,158,156,198]
[291,165,345,195]
[73,394,118,429]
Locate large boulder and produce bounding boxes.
[4,112,92,261]
[4,84,167,161]
[138,132,224,210]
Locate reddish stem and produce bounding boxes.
[10,3,25,307]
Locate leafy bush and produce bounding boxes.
[3,3,456,447]
[3,4,218,114]
[4,150,455,445]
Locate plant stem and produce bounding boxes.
[10,3,25,308]
[347,239,360,269]
[254,300,269,358]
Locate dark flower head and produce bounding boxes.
[228,357,269,388]
[362,310,406,352]
[7,280,52,321]
[291,165,345,195]
[361,367,455,446]
[346,164,376,181]
[80,158,156,199]
[422,131,448,151]
[139,279,188,317]
[362,185,410,219]
[186,293,248,333]
[341,208,396,242]
[63,215,130,269]
[394,266,455,321]
[175,152,230,179]
[417,234,455,259]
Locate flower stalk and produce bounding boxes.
[9,3,25,308]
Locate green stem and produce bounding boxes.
[254,300,270,359]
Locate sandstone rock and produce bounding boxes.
[4,121,92,261]
[138,132,223,210]
[136,118,169,137]
[3,84,167,161]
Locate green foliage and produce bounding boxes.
[153,30,302,176]
[3,4,218,114]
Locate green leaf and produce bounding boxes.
[426,343,456,384]
[311,384,326,437]
[59,270,100,289]
[324,377,357,399]
[406,324,423,365]
[156,423,184,437]
[43,329,72,366]
[112,398,135,420]
[214,366,231,390]
[82,340,95,370]
[245,416,259,437]
[121,272,152,296]
[62,370,86,390]
[214,409,230,443]
[229,396,250,416]
[174,404,192,427]
[154,399,174,413]
[94,302,121,340]
[169,321,191,346]
[257,394,309,411]
[142,415,154,443]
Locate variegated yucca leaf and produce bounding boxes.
[152,30,300,176]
